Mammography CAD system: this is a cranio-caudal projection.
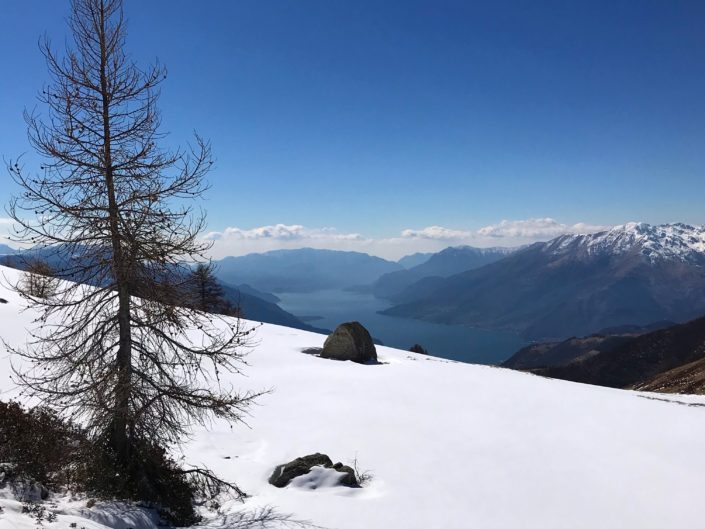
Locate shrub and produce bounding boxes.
[83,437,201,525]
[409,344,429,355]
[20,260,57,299]
[0,400,230,525]
[0,400,84,489]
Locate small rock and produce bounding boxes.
[269,453,359,488]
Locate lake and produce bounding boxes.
[277,289,527,365]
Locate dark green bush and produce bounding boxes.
[84,436,200,525]
[0,400,225,525]
[0,400,84,488]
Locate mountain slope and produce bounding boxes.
[536,315,705,390]
[0,264,704,529]
[0,249,319,333]
[397,251,433,269]
[633,356,705,394]
[502,334,635,370]
[218,282,326,333]
[383,223,705,339]
[373,245,515,300]
[502,321,674,370]
[214,248,402,293]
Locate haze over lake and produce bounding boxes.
[277,289,526,364]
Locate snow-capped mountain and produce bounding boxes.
[383,223,705,340]
[1,264,705,529]
[545,222,705,262]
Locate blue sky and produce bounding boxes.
[1,1,705,258]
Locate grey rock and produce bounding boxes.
[320,322,377,364]
[268,453,359,488]
[331,462,357,487]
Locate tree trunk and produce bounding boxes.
[97,2,132,465]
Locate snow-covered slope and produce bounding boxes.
[546,222,705,262]
[1,266,705,529]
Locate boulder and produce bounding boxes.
[320,321,377,363]
[330,462,358,487]
[268,453,359,488]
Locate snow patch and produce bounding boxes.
[288,466,352,490]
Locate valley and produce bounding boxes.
[277,288,526,364]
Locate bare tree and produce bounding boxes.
[19,259,58,299]
[189,262,238,316]
[5,0,258,501]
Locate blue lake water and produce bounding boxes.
[277,289,527,365]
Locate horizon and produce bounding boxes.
[2,1,705,259]
[4,220,705,261]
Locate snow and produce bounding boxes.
[1,265,705,529]
[0,492,161,529]
[547,222,705,262]
[288,467,350,490]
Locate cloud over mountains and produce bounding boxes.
[206,218,612,259]
[477,218,610,239]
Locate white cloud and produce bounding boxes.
[206,224,369,258]
[205,224,304,241]
[400,226,473,240]
[206,224,364,242]
[477,218,610,239]
[206,219,613,260]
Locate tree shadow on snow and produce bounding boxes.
[201,505,326,528]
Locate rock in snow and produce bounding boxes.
[268,453,357,488]
[320,321,378,363]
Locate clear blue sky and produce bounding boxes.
[1,1,705,257]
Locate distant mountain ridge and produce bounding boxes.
[382,223,705,340]
[397,252,433,269]
[542,222,705,262]
[373,245,516,301]
[0,246,321,334]
[214,247,402,293]
[0,244,17,255]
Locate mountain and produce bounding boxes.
[634,356,705,394]
[397,251,433,269]
[0,247,319,333]
[218,282,325,333]
[535,315,705,394]
[233,282,281,304]
[214,248,402,293]
[0,244,17,255]
[502,321,674,370]
[503,335,636,370]
[373,245,515,300]
[383,223,705,340]
[1,263,704,529]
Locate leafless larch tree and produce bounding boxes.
[5,0,259,505]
